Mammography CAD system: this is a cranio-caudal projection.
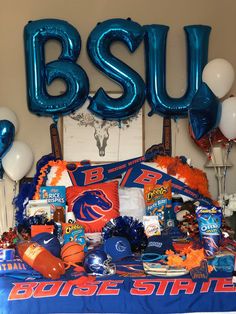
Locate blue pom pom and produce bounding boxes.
[102,216,147,252]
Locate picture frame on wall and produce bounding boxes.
[62,93,144,162]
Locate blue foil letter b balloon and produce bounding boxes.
[24,19,89,118]
[144,25,211,117]
[87,18,146,120]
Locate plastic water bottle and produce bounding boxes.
[165,204,177,227]
[17,241,65,279]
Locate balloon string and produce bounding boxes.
[117,123,121,161]
[0,179,7,234]
[209,136,223,199]
[11,181,18,227]
[209,136,218,176]
[173,119,179,157]
[3,179,8,229]
[222,141,233,198]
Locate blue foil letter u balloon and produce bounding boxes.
[24,19,89,118]
[144,24,211,117]
[87,18,146,120]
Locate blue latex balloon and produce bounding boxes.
[0,120,15,179]
[144,24,211,117]
[87,18,146,120]
[189,82,221,140]
[24,19,89,118]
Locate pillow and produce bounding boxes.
[66,181,120,232]
[118,187,145,222]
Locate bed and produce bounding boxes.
[0,257,235,314]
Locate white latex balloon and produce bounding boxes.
[0,107,19,133]
[2,140,34,181]
[219,97,236,140]
[202,58,235,98]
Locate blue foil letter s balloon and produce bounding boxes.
[144,25,211,117]
[24,19,89,117]
[87,18,146,120]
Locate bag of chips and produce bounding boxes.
[144,181,172,230]
[61,223,87,251]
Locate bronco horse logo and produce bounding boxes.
[72,189,112,222]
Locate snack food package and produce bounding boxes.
[143,216,161,237]
[61,223,87,252]
[144,181,172,230]
[196,206,222,257]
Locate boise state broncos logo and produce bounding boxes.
[115,241,127,253]
[72,189,112,222]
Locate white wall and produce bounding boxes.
[1,0,236,228]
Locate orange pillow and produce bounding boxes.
[66,181,120,232]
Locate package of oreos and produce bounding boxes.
[196,206,222,258]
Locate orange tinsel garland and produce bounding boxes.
[154,156,211,199]
[33,160,82,200]
[166,248,214,272]
[33,155,211,200]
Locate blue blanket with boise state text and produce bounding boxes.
[0,257,235,314]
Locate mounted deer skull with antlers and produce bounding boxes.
[69,111,138,157]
